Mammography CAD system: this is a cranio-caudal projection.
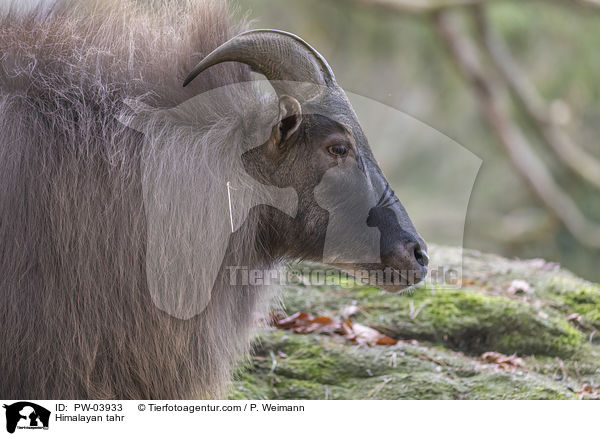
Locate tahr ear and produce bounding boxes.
[273,95,302,148]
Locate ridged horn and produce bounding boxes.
[182,29,336,93]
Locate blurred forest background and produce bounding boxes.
[235,0,600,282]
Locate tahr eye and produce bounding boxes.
[327,144,349,157]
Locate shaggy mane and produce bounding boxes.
[0,0,280,399]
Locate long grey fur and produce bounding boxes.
[0,0,276,399]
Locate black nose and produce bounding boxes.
[414,245,429,267]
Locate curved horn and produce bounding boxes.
[182,29,336,92]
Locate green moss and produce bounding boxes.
[274,347,338,384]
[355,286,385,299]
[465,373,574,400]
[228,371,272,400]
[232,329,577,400]
[272,378,327,400]
[348,373,467,400]
[556,286,600,328]
[337,287,585,357]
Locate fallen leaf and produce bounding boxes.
[576,384,600,399]
[481,351,525,370]
[272,311,341,334]
[339,301,361,319]
[271,311,397,346]
[346,322,398,346]
[376,336,399,346]
[507,279,530,295]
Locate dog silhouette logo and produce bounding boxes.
[3,402,50,434]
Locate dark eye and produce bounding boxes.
[327,144,349,157]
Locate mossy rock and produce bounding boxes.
[229,245,600,400]
[361,288,584,357]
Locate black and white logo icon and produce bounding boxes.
[3,402,50,434]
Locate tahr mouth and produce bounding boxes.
[328,263,428,293]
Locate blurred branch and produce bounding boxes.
[433,10,600,247]
[473,6,600,190]
[335,0,600,14]
[332,0,490,13]
[578,0,600,7]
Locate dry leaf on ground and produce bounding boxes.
[271,311,397,346]
[342,319,398,346]
[271,311,340,334]
[507,279,531,295]
[481,351,525,370]
[339,302,361,319]
[567,313,583,324]
[576,384,600,399]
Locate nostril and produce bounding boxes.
[414,246,429,267]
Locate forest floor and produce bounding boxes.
[228,246,600,399]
